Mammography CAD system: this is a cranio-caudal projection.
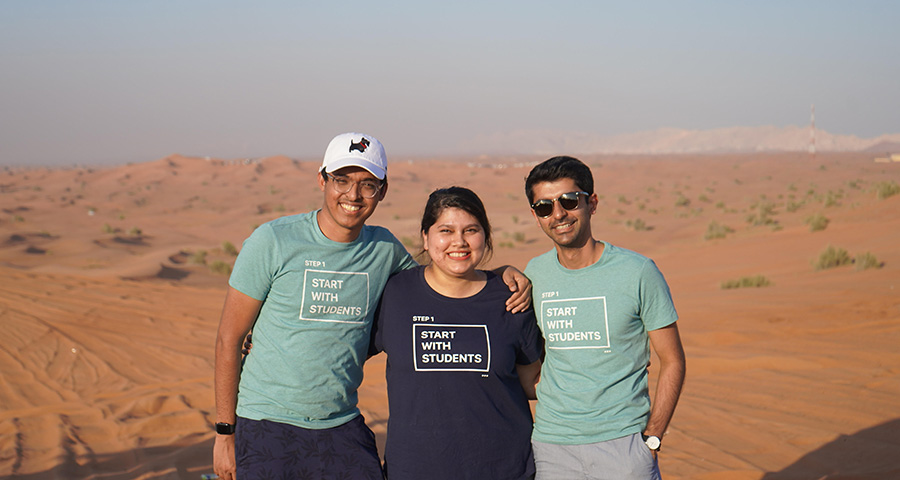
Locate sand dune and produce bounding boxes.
[1,152,898,479]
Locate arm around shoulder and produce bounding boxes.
[493,265,533,313]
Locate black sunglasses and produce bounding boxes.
[530,191,590,218]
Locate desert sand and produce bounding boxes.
[1,152,898,479]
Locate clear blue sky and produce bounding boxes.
[1,1,898,165]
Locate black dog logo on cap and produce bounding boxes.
[349,138,370,153]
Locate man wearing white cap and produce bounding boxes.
[213,133,531,479]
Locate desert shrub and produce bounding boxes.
[222,241,239,256]
[873,181,900,200]
[698,194,711,203]
[704,221,735,240]
[674,194,691,207]
[786,200,804,213]
[814,245,852,270]
[746,201,777,226]
[805,213,829,232]
[513,232,526,242]
[721,275,772,289]
[823,190,842,207]
[191,250,208,265]
[102,223,115,234]
[128,227,143,236]
[626,218,651,231]
[210,261,232,275]
[855,252,883,271]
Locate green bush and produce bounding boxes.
[721,275,772,289]
[222,241,239,256]
[746,200,777,226]
[191,250,208,265]
[626,218,651,231]
[786,200,804,213]
[704,221,734,240]
[814,245,852,270]
[855,252,883,271]
[873,181,900,200]
[210,260,232,275]
[805,213,829,232]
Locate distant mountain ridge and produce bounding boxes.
[462,126,900,155]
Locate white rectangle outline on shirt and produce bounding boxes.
[412,323,491,372]
[539,296,611,350]
[299,269,370,324]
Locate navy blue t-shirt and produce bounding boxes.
[370,266,543,480]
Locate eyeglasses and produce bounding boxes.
[530,191,589,218]
[326,172,384,199]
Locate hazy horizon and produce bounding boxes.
[2,1,898,166]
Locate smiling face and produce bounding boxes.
[530,177,597,250]
[316,166,387,242]
[423,207,486,281]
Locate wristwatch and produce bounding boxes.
[643,434,661,451]
[216,422,235,435]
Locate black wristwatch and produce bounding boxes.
[216,422,236,435]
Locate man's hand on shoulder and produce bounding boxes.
[497,265,532,313]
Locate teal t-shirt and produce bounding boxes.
[230,210,417,429]
[524,242,678,444]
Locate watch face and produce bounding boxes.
[645,436,661,450]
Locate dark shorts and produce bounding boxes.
[235,415,384,480]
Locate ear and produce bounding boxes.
[421,229,429,251]
[588,193,599,215]
[377,178,389,200]
[318,171,327,191]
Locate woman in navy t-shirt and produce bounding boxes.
[370,187,543,480]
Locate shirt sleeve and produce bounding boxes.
[369,298,386,356]
[513,308,544,365]
[229,224,277,301]
[638,259,679,331]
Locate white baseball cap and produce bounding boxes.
[320,132,387,180]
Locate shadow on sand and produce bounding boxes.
[762,418,900,479]
[8,438,214,480]
[9,426,392,480]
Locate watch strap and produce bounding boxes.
[216,422,236,435]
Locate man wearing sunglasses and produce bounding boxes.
[523,156,686,480]
[213,133,532,480]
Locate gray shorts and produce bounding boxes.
[532,433,661,480]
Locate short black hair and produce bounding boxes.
[524,156,594,204]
